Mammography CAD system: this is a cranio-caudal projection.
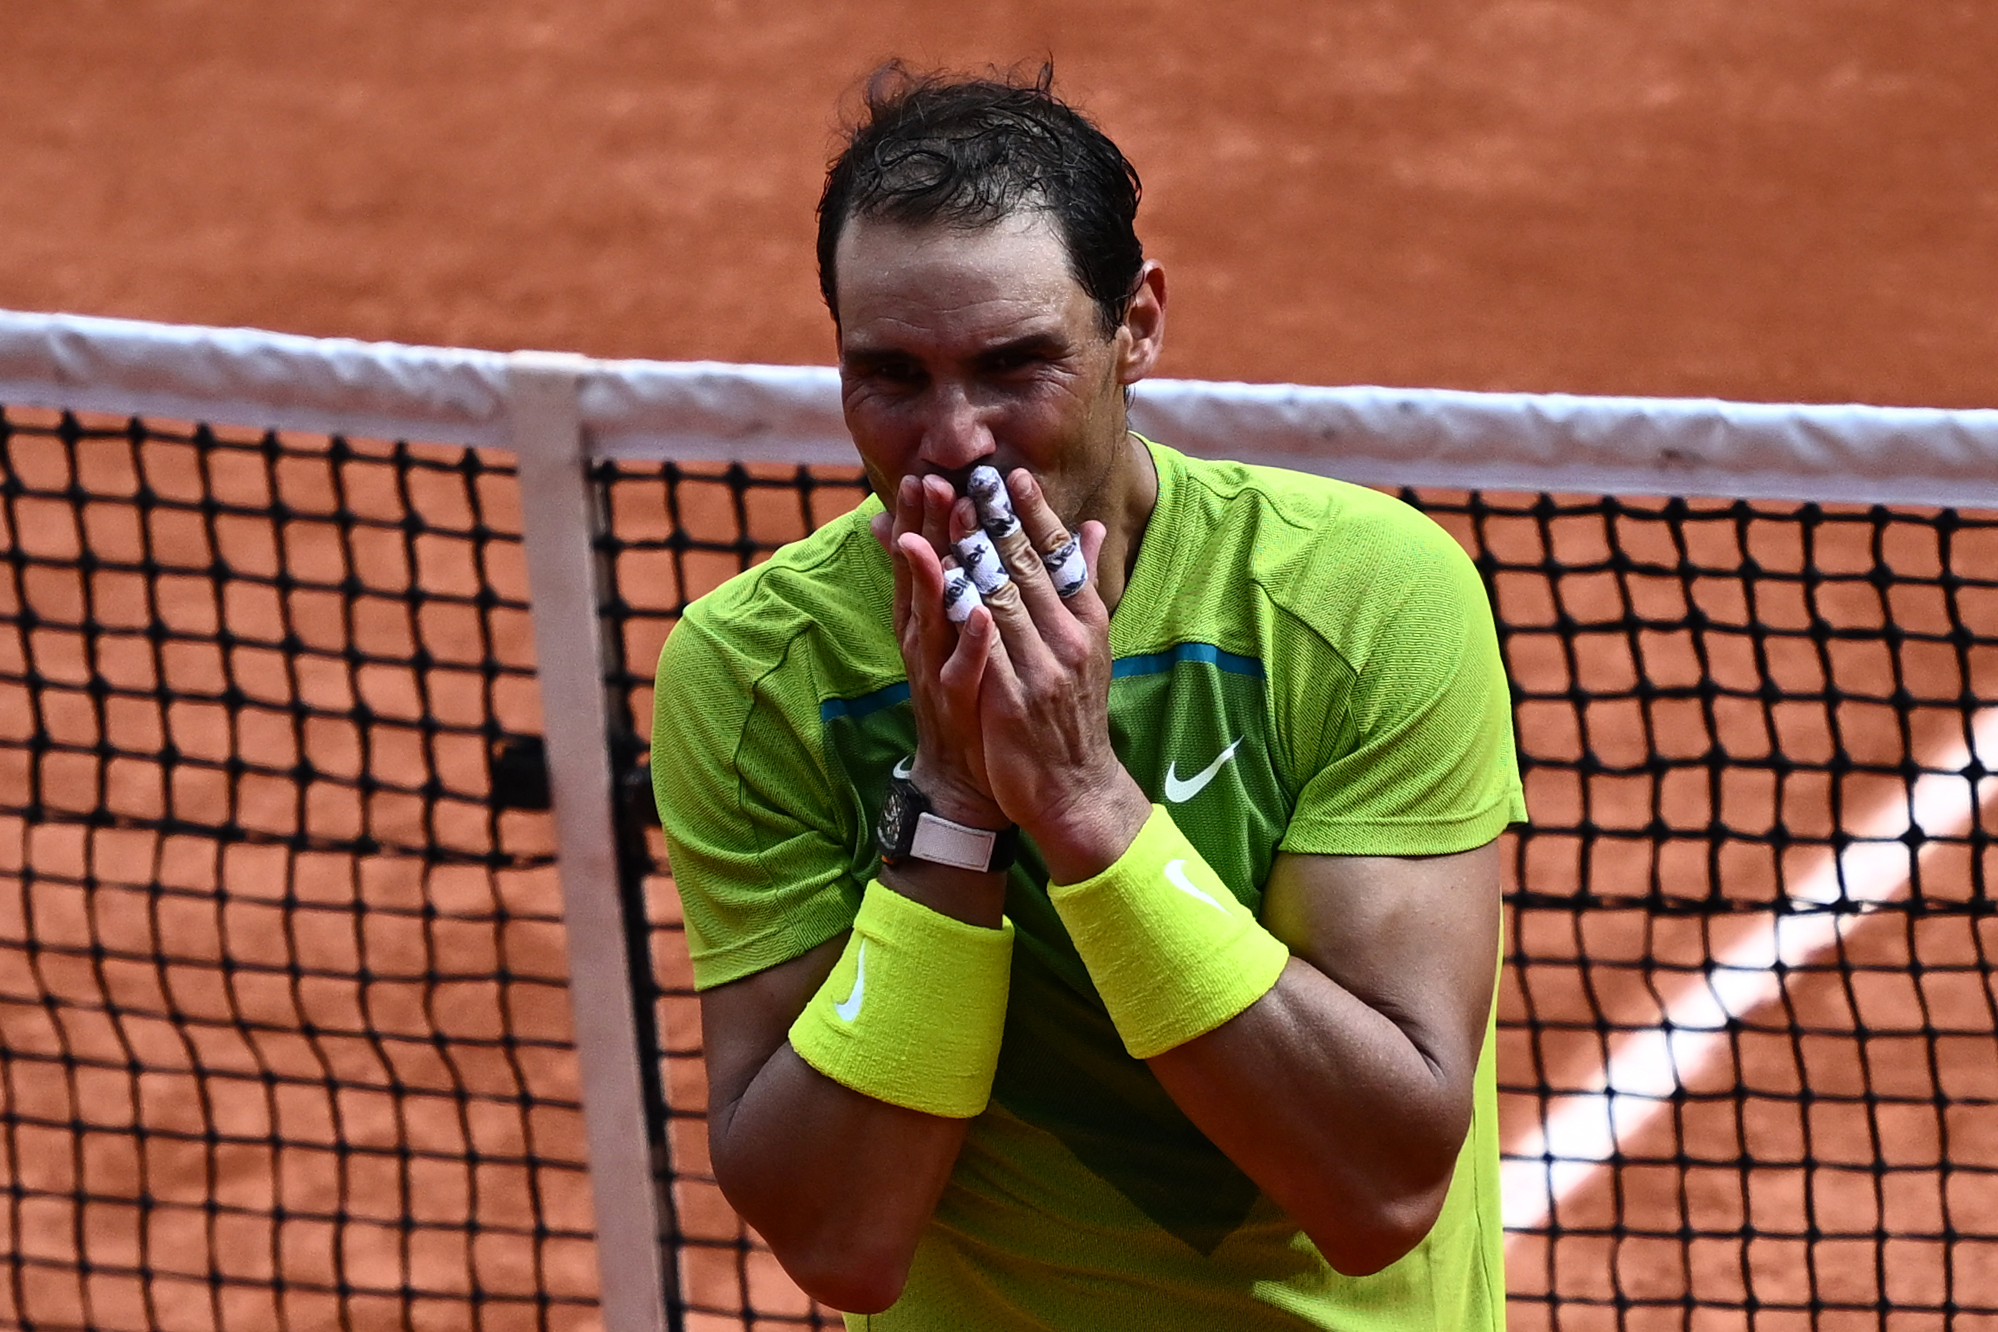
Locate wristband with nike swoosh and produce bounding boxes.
[787,880,1014,1118]
[1048,804,1291,1059]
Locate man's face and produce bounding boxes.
[833,211,1138,526]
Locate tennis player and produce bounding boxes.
[652,63,1526,1329]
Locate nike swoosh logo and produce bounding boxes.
[834,941,866,1021]
[1164,859,1231,916]
[1163,737,1243,803]
[892,756,915,779]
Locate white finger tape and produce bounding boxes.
[954,529,1012,596]
[1042,535,1088,599]
[942,566,984,623]
[967,465,1022,540]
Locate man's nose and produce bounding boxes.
[916,384,997,470]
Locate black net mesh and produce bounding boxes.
[0,406,598,1331]
[1422,490,1997,1329]
[598,464,1998,1330]
[5,399,1993,1332]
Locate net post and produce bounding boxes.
[509,351,674,1332]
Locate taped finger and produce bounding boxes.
[953,529,1026,619]
[954,529,1011,596]
[972,464,1058,592]
[967,465,1023,541]
[1041,532,1089,599]
[1005,468,1091,600]
[941,560,985,623]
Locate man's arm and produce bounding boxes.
[704,840,1499,1304]
[1149,841,1501,1275]
[698,901,971,1313]
[688,475,1051,1314]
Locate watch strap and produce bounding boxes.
[910,812,1016,872]
[878,772,1018,872]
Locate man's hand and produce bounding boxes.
[870,473,1005,829]
[878,468,1151,884]
[952,469,1150,882]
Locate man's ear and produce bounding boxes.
[1116,261,1167,385]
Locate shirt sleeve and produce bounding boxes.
[1270,495,1527,857]
[650,608,863,990]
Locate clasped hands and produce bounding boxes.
[869,468,1148,883]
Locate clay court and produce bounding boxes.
[2,2,1996,1329]
[6,0,1998,404]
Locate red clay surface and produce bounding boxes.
[4,0,1998,406]
[5,5,1998,1331]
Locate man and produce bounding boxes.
[652,65,1525,1329]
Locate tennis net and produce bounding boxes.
[0,407,601,1330]
[3,310,1994,1330]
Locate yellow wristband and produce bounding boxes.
[788,881,1014,1119]
[1048,805,1290,1059]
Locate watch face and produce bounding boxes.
[877,784,912,851]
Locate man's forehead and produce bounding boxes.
[832,211,1084,308]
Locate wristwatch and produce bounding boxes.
[876,774,1018,873]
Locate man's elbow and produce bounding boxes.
[708,1138,924,1313]
[717,1182,916,1311]
[776,1240,913,1315]
[1305,1174,1455,1277]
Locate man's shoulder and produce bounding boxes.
[663,502,894,690]
[1159,445,1472,597]
[679,503,888,637]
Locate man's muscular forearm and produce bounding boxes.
[1147,842,1502,1276]
[702,854,1007,1313]
[708,1013,961,1312]
[1015,759,1499,1276]
[701,479,1031,1313]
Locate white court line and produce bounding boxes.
[1502,707,1998,1236]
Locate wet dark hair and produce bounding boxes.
[816,62,1145,337]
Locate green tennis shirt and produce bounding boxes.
[652,439,1527,1330]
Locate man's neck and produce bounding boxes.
[1089,430,1160,617]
